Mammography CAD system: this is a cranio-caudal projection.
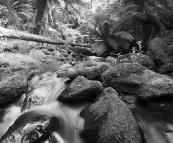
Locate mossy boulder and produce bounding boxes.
[102,63,145,94]
[147,37,168,65]
[0,53,42,77]
[0,71,28,105]
[58,61,110,80]
[80,87,141,143]
[138,70,173,101]
[58,76,103,103]
[117,53,155,70]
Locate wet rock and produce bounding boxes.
[102,63,145,94]
[47,47,55,53]
[105,56,117,66]
[135,53,155,70]
[117,53,155,70]
[138,70,173,100]
[58,61,110,80]
[68,46,94,56]
[121,95,137,104]
[58,76,103,103]
[60,49,69,57]
[80,87,141,143]
[158,62,173,74]
[147,37,167,66]
[22,86,52,111]
[29,49,46,61]
[39,134,59,143]
[0,110,60,143]
[0,53,42,76]
[0,71,28,105]
[52,51,66,61]
[86,56,105,63]
[164,132,173,143]
[42,49,52,55]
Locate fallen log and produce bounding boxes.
[0,27,89,47]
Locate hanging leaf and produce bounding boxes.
[105,38,118,51]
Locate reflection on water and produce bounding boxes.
[130,105,173,143]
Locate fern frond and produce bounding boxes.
[114,31,134,41]
[18,11,35,19]
[105,38,118,51]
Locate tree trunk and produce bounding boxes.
[33,0,47,35]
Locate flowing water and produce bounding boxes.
[1,62,173,143]
[130,106,173,143]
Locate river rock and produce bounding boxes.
[68,46,94,56]
[137,70,173,100]
[58,76,103,103]
[102,62,145,94]
[29,49,46,61]
[52,51,66,61]
[117,53,155,70]
[42,49,52,55]
[0,110,60,143]
[58,61,110,80]
[22,86,52,111]
[0,71,28,105]
[106,56,117,66]
[80,87,141,143]
[147,37,168,66]
[60,49,69,57]
[0,53,42,76]
[39,134,59,143]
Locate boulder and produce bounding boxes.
[58,61,110,80]
[52,51,66,61]
[0,71,28,105]
[118,53,155,70]
[138,70,173,100]
[29,49,46,61]
[80,87,141,143]
[0,110,60,143]
[42,49,52,55]
[22,86,52,111]
[68,46,94,56]
[105,56,117,66]
[60,49,69,57]
[0,53,42,76]
[147,37,168,65]
[58,76,103,103]
[102,63,145,94]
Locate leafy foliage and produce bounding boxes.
[0,5,10,27]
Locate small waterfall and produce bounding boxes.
[3,62,173,143]
[0,105,21,138]
[0,68,85,143]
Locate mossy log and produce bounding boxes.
[0,27,88,47]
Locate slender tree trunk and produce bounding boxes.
[33,0,47,35]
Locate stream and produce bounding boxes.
[0,63,173,143]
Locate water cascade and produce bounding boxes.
[1,63,173,143]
